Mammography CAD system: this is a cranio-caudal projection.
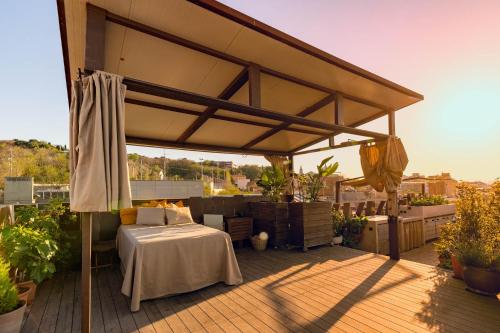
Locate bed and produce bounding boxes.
[117,223,243,311]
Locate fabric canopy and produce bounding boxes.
[69,71,132,212]
[348,136,408,193]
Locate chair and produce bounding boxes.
[342,202,351,218]
[376,201,386,215]
[355,202,365,216]
[365,201,376,216]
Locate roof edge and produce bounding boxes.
[188,0,424,100]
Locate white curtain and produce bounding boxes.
[69,71,132,212]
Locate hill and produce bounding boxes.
[0,139,266,189]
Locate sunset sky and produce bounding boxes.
[0,0,499,182]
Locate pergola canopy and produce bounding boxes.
[58,0,423,156]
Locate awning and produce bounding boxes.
[58,0,423,156]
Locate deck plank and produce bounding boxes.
[27,246,500,333]
[22,277,55,333]
[55,271,76,333]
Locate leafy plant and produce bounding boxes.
[342,215,368,248]
[0,258,19,314]
[331,209,345,237]
[451,182,500,269]
[1,225,58,284]
[410,195,448,206]
[15,199,77,269]
[300,156,338,202]
[256,165,288,202]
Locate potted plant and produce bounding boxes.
[1,224,58,302]
[452,182,500,295]
[0,259,26,333]
[434,222,459,274]
[289,157,338,251]
[250,165,290,247]
[456,241,500,296]
[342,215,369,248]
[332,209,345,245]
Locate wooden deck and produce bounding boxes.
[22,246,499,333]
[401,242,440,266]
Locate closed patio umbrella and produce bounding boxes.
[69,70,132,333]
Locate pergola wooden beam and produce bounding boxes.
[82,4,107,333]
[101,5,391,113]
[241,94,336,149]
[290,109,389,154]
[293,139,376,156]
[126,136,285,155]
[121,76,389,139]
[125,98,329,136]
[176,67,249,143]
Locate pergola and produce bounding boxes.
[57,0,423,332]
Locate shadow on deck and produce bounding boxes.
[22,246,500,333]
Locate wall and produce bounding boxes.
[130,180,203,200]
[4,177,33,204]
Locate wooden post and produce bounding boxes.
[81,212,92,333]
[335,181,341,203]
[329,94,343,147]
[387,110,400,260]
[82,4,106,333]
[248,63,261,108]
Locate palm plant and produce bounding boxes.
[256,165,288,202]
[303,156,339,202]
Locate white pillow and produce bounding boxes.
[165,206,194,225]
[136,207,165,226]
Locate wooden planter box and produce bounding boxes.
[288,202,333,251]
[248,202,289,248]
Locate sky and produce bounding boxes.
[0,0,499,182]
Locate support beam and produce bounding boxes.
[85,4,106,71]
[248,64,261,108]
[125,98,328,136]
[329,94,344,147]
[119,76,389,139]
[292,139,376,156]
[290,109,389,154]
[176,68,248,143]
[81,5,106,333]
[241,94,336,149]
[126,136,285,156]
[387,110,400,260]
[81,212,92,333]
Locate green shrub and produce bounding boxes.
[1,225,58,284]
[0,259,19,314]
[410,195,448,206]
[452,182,500,269]
[331,209,345,236]
[342,215,368,248]
[15,199,77,269]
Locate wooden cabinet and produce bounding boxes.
[224,216,253,247]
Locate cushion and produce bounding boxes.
[136,207,166,226]
[120,207,137,225]
[165,206,194,225]
[141,200,159,208]
[174,200,184,207]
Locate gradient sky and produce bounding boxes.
[0,0,499,182]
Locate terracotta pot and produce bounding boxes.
[463,266,500,296]
[16,281,36,305]
[0,300,26,333]
[451,255,464,280]
[16,286,30,304]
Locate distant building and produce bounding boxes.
[400,172,457,197]
[232,174,250,190]
[318,174,344,201]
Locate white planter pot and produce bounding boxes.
[333,235,343,245]
[0,300,26,333]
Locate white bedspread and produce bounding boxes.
[117,223,243,311]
